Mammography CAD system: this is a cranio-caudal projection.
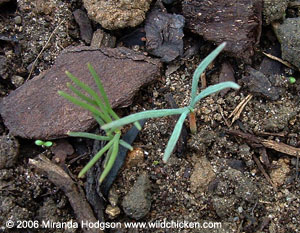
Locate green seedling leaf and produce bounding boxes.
[35,140,53,147]
[58,91,108,121]
[93,114,105,127]
[78,135,117,178]
[102,107,188,130]
[163,110,189,162]
[190,42,227,104]
[67,83,97,106]
[88,63,111,110]
[99,133,120,183]
[43,141,53,147]
[68,132,112,141]
[119,140,134,151]
[103,144,114,168]
[65,71,112,123]
[134,121,142,131]
[191,81,240,107]
[289,76,296,84]
[35,140,44,146]
[87,63,121,122]
[153,160,159,165]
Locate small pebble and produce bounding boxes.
[125,147,144,168]
[105,205,120,219]
[11,75,24,88]
[14,16,22,25]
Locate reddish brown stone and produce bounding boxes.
[182,0,262,62]
[0,46,161,139]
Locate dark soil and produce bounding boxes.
[0,1,300,233]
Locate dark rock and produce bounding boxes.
[122,173,151,220]
[241,67,284,100]
[91,29,116,48]
[219,62,236,97]
[259,43,282,76]
[182,0,262,62]
[273,18,300,70]
[226,159,247,172]
[73,9,93,44]
[145,3,185,62]
[0,46,161,139]
[0,134,19,169]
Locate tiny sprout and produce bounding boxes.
[35,140,53,148]
[289,76,296,84]
[153,160,159,165]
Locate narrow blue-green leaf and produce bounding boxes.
[67,83,97,106]
[163,110,189,162]
[65,71,112,123]
[191,81,240,107]
[134,121,142,130]
[88,63,111,109]
[93,114,105,127]
[101,108,188,130]
[99,133,120,183]
[58,91,108,121]
[87,63,120,121]
[119,140,133,151]
[103,145,113,168]
[78,135,117,178]
[190,42,226,104]
[68,132,112,141]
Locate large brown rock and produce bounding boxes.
[0,46,161,139]
[182,0,262,62]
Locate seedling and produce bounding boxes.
[101,42,240,162]
[35,140,53,148]
[289,76,296,84]
[153,160,159,166]
[58,64,140,183]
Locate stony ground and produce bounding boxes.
[0,0,300,233]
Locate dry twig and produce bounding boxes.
[29,154,103,233]
[253,155,277,191]
[228,94,253,125]
[262,52,296,70]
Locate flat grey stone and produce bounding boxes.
[122,173,151,220]
[273,18,300,70]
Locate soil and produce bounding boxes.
[0,1,300,233]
